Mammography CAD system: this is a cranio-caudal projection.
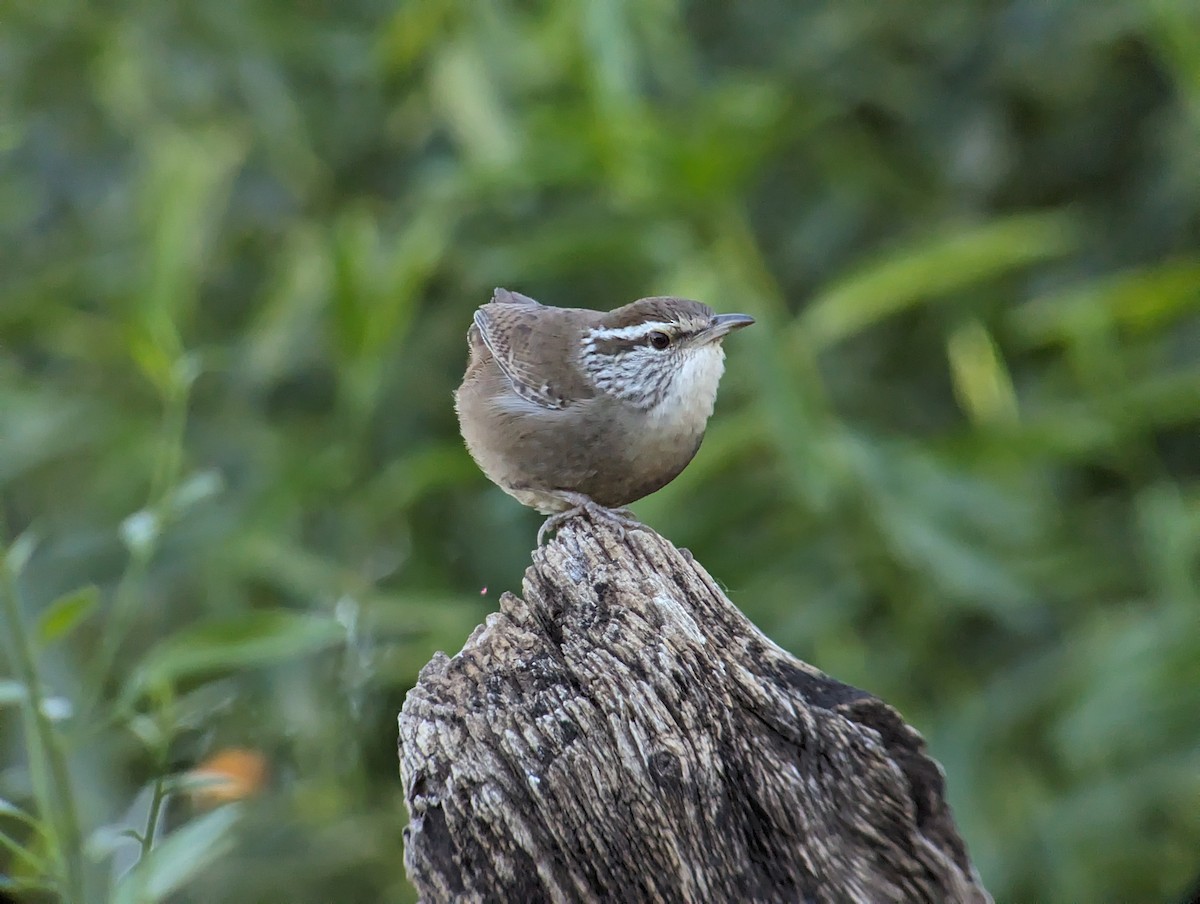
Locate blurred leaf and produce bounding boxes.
[128,127,246,396]
[127,612,346,696]
[739,315,843,513]
[120,510,161,557]
[165,470,225,519]
[0,680,73,721]
[3,530,38,575]
[798,212,1079,349]
[1012,260,1200,348]
[87,823,144,860]
[227,535,364,603]
[139,128,245,322]
[112,804,242,904]
[365,444,480,513]
[127,714,167,753]
[1055,605,1199,771]
[379,0,453,69]
[947,320,1019,427]
[36,585,98,646]
[1136,485,1200,604]
[0,823,47,874]
[0,796,36,826]
[330,206,453,364]
[240,224,331,386]
[849,437,1039,623]
[330,212,385,364]
[580,0,639,115]
[0,394,99,485]
[0,679,26,707]
[429,39,518,167]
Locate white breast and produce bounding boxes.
[644,345,727,435]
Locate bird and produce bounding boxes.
[455,288,754,543]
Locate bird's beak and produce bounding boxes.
[702,313,756,343]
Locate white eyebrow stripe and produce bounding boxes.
[585,321,676,342]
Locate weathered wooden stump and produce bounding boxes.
[398,518,991,903]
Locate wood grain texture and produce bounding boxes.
[398,519,991,904]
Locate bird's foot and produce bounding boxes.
[537,494,644,545]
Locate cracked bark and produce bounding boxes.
[398,519,991,904]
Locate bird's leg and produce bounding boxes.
[537,492,645,545]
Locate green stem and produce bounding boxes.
[0,555,86,903]
[84,548,153,714]
[148,381,189,506]
[86,381,191,708]
[139,776,168,861]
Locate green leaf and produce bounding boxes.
[0,797,36,826]
[0,826,47,873]
[112,804,242,904]
[797,211,1079,349]
[428,39,518,167]
[947,320,1019,427]
[36,585,99,646]
[165,469,225,518]
[3,530,38,576]
[126,611,345,696]
[86,824,144,860]
[1010,259,1200,348]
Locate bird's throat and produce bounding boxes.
[643,346,727,435]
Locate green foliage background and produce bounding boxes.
[2,0,1199,901]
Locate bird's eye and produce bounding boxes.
[649,331,671,350]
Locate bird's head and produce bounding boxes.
[579,296,754,417]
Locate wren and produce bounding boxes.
[455,288,754,542]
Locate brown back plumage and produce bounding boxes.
[468,288,599,409]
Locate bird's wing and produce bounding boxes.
[472,292,594,409]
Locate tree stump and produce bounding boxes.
[398,519,991,904]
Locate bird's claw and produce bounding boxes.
[538,496,644,545]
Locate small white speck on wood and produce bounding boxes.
[398,519,992,904]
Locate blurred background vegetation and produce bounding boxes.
[2,0,1199,901]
